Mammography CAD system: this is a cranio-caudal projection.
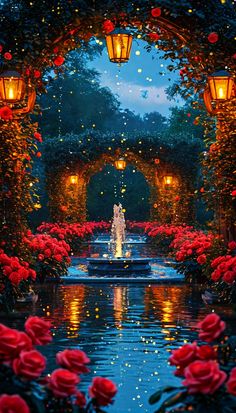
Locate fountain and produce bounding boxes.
[87,204,151,276]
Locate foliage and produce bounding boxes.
[0,315,117,413]
[149,313,236,413]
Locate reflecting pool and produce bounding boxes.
[2,284,236,413]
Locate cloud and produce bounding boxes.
[99,74,172,115]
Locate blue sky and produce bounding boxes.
[88,39,183,117]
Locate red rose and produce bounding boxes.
[34,132,42,142]
[75,391,87,407]
[169,343,197,376]
[196,345,217,360]
[4,52,12,60]
[24,316,52,345]
[48,368,80,397]
[183,360,227,394]
[103,20,115,34]
[226,367,236,396]
[228,241,236,251]
[54,56,65,66]
[208,32,219,43]
[34,70,41,79]
[197,254,207,265]
[0,106,13,121]
[13,350,46,380]
[36,152,41,158]
[151,7,161,17]
[0,325,31,360]
[38,254,44,261]
[223,270,236,284]
[148,33,160,42]
[56,349,90,374]
[89,377,117,406]
[54,254,62,262]
[0,394,30,413]
[197,313,226,343]
[231,190,236,197]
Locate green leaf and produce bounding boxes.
[149,386,179,405]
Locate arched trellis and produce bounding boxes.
[47,150,193,224]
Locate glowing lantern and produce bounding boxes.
[207,70,234,101]
[0,71,26,103]
[163,175,173,187]
[106,28,133,63]
[69,175,78,185]
[114,158,127,170]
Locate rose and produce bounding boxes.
[48,368,80,397]
[56,349,90,374]
[75,391,87,408]
[223,270,236,284]
[24,316,52,345]
[0,325,32,361]
[0,394,30,413]
[196,345,217,360]
[197,254,207,265]
[102,20,115,34]
[151,7,161,17]
[169,343,197,376]
[13,350,46,380]
[231,190,236,197]
[208,32,219,43]
[89,377,117,406]
[226,367,236,396]
[197,313,226,342]
[54,56,65,66]
[0,106,13,121]
[148,33,160,42]
[4,52,12,60]
[34,132,42,142]
[228,241,236,251]
[183,360,227,394]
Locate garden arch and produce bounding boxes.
[47,149,192,223]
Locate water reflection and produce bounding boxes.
[1,283,235,413]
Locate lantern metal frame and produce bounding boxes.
[0,70,26,104]
[106,28,133,64]
[203,70,235,115]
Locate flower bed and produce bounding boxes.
[0,316,117,412]
[149,313,236,413]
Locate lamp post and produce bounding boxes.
[106,28,133,64]
[114,158,127,171]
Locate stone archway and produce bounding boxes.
[48,150,192,224]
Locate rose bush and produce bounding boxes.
[0,316,117,413]
[149,313,236,413]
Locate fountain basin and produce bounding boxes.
[87,257,151,276]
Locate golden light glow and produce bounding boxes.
[114,158,127,170]
[163,175,173,186]
[0,70,26,103]
[208,70,234,101]
[69,175,78,185]
[106,29,133,63]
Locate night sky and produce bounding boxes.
[88,39,183,117]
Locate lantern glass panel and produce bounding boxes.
[106,32,132,63]
[208,72,234,101]
[0,72,26,103]
[69,175,78,184]
[163,175,173,186]
[115,159,126,170]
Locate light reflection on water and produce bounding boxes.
[3,283,235,413]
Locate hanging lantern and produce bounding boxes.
[69,175,78,185]
[106,28,133,63]
[163,175,173,187]
[0,71,26,103]
[114,158,127,170]
[207,70,234,101]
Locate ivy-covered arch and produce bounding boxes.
[44,131,200,223]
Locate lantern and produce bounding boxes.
[207,70,234,101]
[106,28,133,63]
[163,175,173,187]
[114,158,127,170]
[69,175,78,185]
[0,71,26,103]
